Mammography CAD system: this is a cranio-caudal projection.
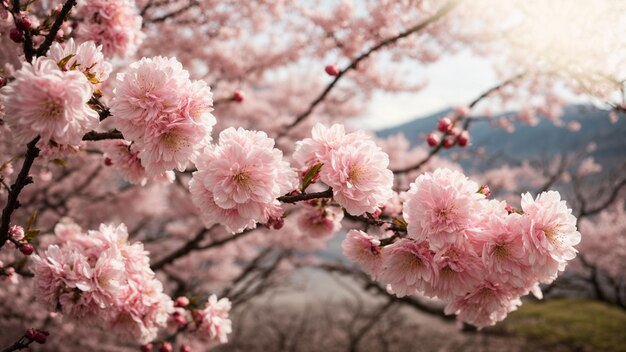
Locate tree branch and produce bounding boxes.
[82,130,124,141]
[0,137,40,249]
[278,0,462,137]
[35,0,77,57]
[276,189,333,203]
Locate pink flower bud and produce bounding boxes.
[174,296,189,308]
[19,243,34,256]
[454,105,470,117]
[104,157,113,166]
[325,64,339,76]
[9,28,23,43]
[426,133,439,147]
[437,117,452,132]
[443,136,455,148]
[33,331,49,344]
[478,184,491,197]
[174,314,186,326]
[457,131,470,147]
[25,328,37,340]
[16,16,32,31]
[159,342,173,352]
[179,345,192,352]
[140,343,154,352]
[9,225,24,241]
[0,76,5,87]
[505,203,514,214]
[233,90,244,102]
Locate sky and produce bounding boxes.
[356,50,498,130]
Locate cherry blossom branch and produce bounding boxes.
[82,130,125,141]
[276,189,333,203]
[35,0,77,57]
[392,73,525,175]
[0,137,40,249]
[151,226,213,271]
[145,0,198,25]
[278,0,462,137]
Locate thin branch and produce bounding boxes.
[82,130,124,141]
[35,0,77,57]
[0,137,40,249]
[276,189,333,203]
[278,0,462,137]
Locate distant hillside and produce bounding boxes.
[377,105,626,170]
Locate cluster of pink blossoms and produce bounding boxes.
[110,56,216,177]
[102,140,175,185]
[343,168,581,328]
[293,123,394,216]
[76,0,145,58]
[190,295,232,344]
[190,127,297,233]
[31,221,174,343]
[0,39,111,145]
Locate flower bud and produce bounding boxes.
[442,136,455,148]
[141,343,154,352]
[159,342,173,352]
[16,16,32,31]
[9,225,24,241]
[505,203,514,214]
[457,131,470,147]
[173,314,186,326]
[0,76,5,87]
[437,117,452,132]
[233,90,244,102]
[174,296,189,308]
[25,328,37,340]
[180,345,192,352]
[426,133,439,147]
[9,28,23,43]
[325,64,339,76]
[33,331,49,344]
[19,243,34,256]
[454,105,470,117]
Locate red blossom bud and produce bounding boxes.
[180,345,192,352]
[442,136,455,148]
[174,296,189,308]
[104,157,113,166]
[141,343,154,352]
[457,131,470,147]
[159,342,173,352]
[426,133,439,147]
[25,328,37,340]
[233,90,244,102]
[437,117,452,132]
[174,314,186,326]
[9,28,24,43]
[19,243,34,256]
[325,64,339,76]
[33,331,49,344]
[0,76,5,87]
[16,16,32,31]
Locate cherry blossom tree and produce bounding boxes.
[0,0,624,351]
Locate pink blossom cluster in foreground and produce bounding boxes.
[76,0,145,58]
[190,127,297,233]
[170,294,232,346]
[110,56,216,176]
[0,39,111,146]
[31,221,174,343]
[343,168,581,328]
[294,123,394,215]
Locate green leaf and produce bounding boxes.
[391,216,408,228]
[26,210,38,231]
[24,229,40,242]
[301,163,323,192]
[57,54,75,69]
[51,158,67,168]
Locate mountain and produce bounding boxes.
[377,105,626,170]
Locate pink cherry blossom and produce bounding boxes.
[76,0,145,58]
[194,295,232,344]
[403,168,485,250]
[0,57,98,145]
[296,205,344,239]
[47,38,112,85]
[190,127,297,233]
[342,230,383,278]
[379,239,436,297]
